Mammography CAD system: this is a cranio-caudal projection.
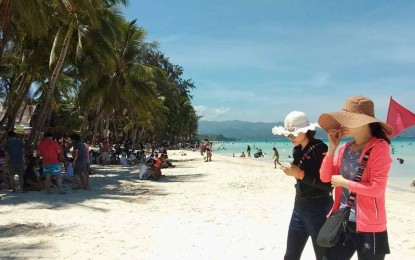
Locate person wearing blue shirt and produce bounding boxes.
[4,131,26,192]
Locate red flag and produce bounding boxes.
[386,97,415,137]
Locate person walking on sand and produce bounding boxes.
[37,132,66,194]
[318,96,392,260]
[272,111,333,260]
[272,147,280,168]
[247,145,251,157]
[4,131,26,192]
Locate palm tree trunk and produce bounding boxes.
[0,74,32,144]
[27,26,74,149]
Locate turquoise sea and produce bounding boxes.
[212,137,415,192]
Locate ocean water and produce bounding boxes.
[212,137,415,192]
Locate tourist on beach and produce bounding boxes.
[205,140,212,162]
[247,145,251,157]
[272,111,333,260]
[37,132,65,194]
[254,148,264,158]
[5,131,26,192]
[100,138,110,166]
[240,151,246,158]
[138,157,161,180]
[21,154,45,192]
[70,133,89,190]
[272,147,280,168]
[318,96,392,259]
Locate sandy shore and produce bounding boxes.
[0,150,414,259]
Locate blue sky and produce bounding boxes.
[122,0,415,123]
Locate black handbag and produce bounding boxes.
[316,148,372,248]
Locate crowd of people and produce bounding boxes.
[0,133,177,193]
[0,95,400,259]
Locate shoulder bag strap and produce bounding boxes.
[346,148,372,207]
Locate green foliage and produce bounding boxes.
[0,0,199,145]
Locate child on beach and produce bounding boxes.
[272,111,333,260]
[66,158,74,177]
[318,96,392,259]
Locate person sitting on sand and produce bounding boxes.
[62,157,74,183]
[22,156,45,192]
[240,152,246,158]
[119,152,129,166]
[138,157,162,180]
[137,150,146,165]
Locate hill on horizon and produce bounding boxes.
[198,120,326,141]
[198,120,415,141]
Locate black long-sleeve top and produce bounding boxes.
[292,138,333,207]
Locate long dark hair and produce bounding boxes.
[369,123,391,144]
[305,130,316,139]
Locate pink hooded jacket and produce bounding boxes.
[320,137,391,232]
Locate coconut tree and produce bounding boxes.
[0,0,51,63]
[77,19,166,143]
[27,0,129,147]
[0,22,53,143]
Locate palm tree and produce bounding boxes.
[0,0,50,63]
[28,0,129,147]
[0,17,53,143]
[78,19,166,143]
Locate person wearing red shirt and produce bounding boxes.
[37,132,65,194]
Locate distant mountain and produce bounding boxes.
[198,120,415,141]
[198,120,278,141]
[198,120,326,141]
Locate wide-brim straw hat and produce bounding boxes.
[272,111,318,137]
[318,96,393,135]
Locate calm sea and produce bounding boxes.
[212,137,415,192]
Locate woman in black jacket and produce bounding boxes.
[272,111,333,260]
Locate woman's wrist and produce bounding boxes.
[328,146,337,155]
[295,170,305,180]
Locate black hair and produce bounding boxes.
[369,122,391,144]
[70,133,81,141]
[44,132,54,138]
[305,130,316,139]
[8,131,16,138]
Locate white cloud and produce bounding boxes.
[194,105,231,121]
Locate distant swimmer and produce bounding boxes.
[397,158,404,164]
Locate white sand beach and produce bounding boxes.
[0,150,414,259]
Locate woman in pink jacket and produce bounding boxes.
[318,96,393,260]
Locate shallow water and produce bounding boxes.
[212,137,415,191]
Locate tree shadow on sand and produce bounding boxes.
[0,222,72,259]
[0,164,207,209]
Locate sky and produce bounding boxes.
[122,0,415,123]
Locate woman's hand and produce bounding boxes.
[281,164,302,177]
[331,175,350,188]
[327,129,342,155]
